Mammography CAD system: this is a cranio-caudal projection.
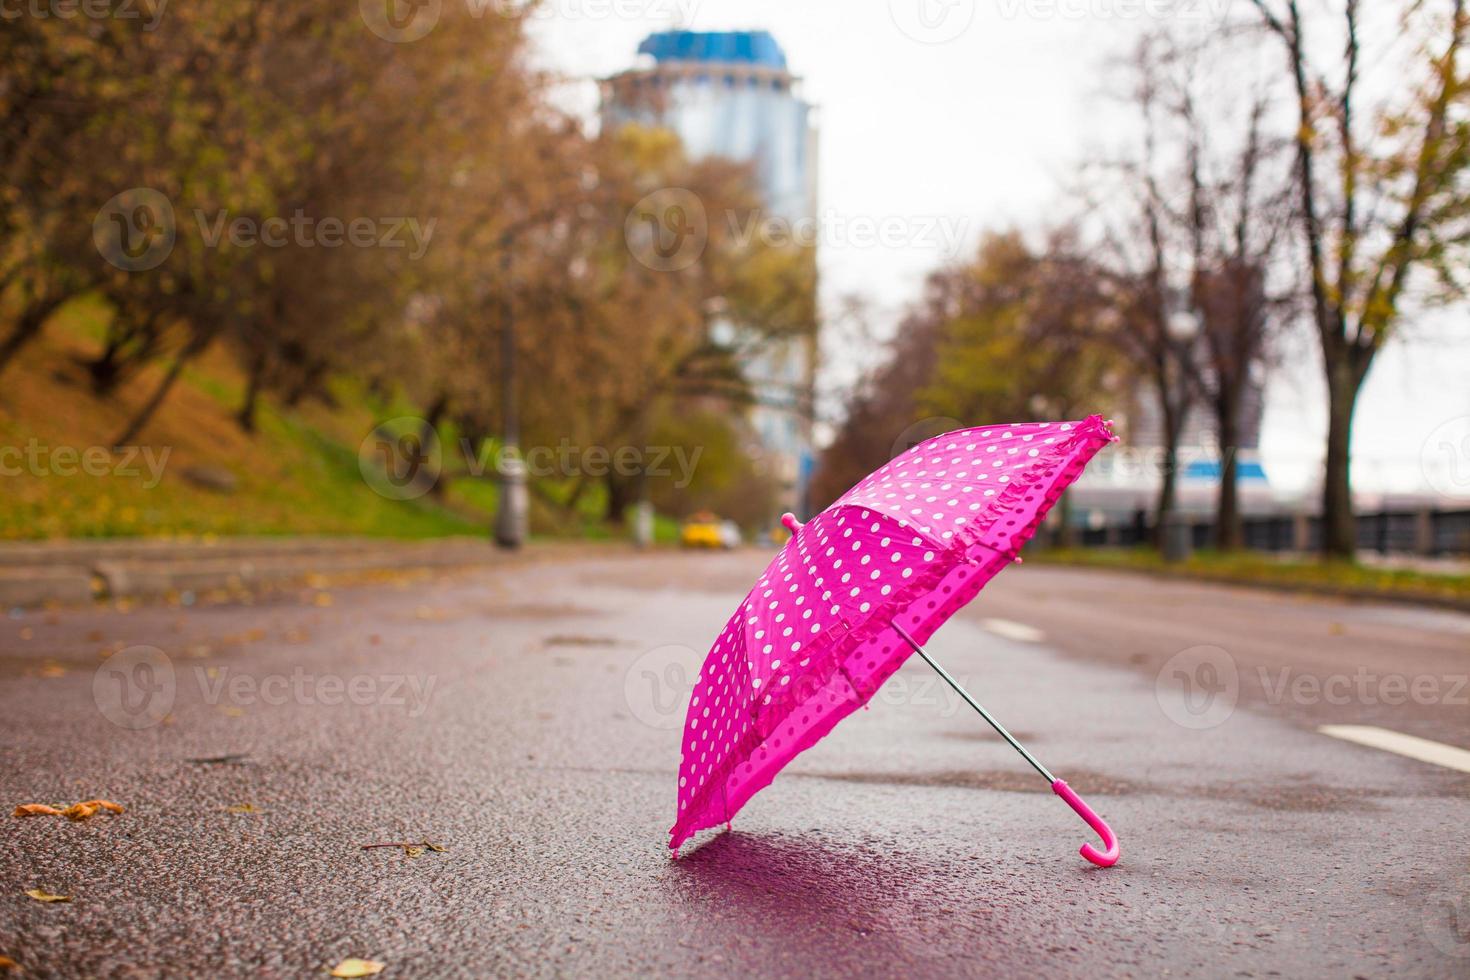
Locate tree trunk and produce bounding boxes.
[1321,359,1362,560]
[604,474,631,525]
[236,346,268,433]
[1152,396,1183,552]
[87,334,128,395]
[284,359,329,408]
[0,294,64,379]
[420,392,449,498]
[1214,391,1241,551]
[112,332,212,446]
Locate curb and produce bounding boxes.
[0,567,96,608]
[1033,559,1470,613]
[0,537,549,608]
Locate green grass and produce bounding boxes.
[0,297,636,541]
[1034,547,1470,607]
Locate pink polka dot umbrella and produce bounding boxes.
[671,415,1122,866]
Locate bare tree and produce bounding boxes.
[1083,36,1204,547]
[1249,0,1470,558]
[1174,69,1293,550]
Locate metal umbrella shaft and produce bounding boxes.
[890,621,1055,784]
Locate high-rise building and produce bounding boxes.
[601,30,819,518]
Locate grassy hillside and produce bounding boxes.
[0,297,496,540]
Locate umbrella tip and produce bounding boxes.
[781,512,803,535]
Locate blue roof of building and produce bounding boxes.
[1183,459,1269,482]
[637,30,788,69]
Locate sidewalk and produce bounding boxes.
[0,536,530,608]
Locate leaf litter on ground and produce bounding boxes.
[360,840,447,858]
[24,889,70,903]
[13,800,124,821]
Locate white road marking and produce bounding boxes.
[1318,724,1470,774]
[980,618,1045,644]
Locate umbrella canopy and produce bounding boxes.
[671,415,1117,853]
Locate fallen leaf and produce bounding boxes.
[422,841,446,853]
[219,706,245,718]
[330,958,384,978]
[24,890,69,903]
[14,800,123,821]
[313,593,334,607]
[224,803,258,814]
[404,846,425,858]
[13,805,64,818]
[0,953,19,970]
[63,800,124,821]
[38,664,65,678]
[18,628,33,641]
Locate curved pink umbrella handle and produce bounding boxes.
[1052,779,1119,867]
[781,512,804,534]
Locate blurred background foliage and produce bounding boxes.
[0,3,816,539]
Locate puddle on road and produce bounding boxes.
[794,768,1148,795]
[1194,779,1392,813]
[789,768,1400,812]
[542,634,619,648]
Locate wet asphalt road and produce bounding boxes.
[1,549,1468,978]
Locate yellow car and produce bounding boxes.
[680,512,732,549]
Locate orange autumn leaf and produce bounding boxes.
[14,800,124,820]
[12,805,64,818]
[24,889,70,903]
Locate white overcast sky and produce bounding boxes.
[523,0,1470,499]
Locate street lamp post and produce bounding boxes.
[494,236,528,549]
